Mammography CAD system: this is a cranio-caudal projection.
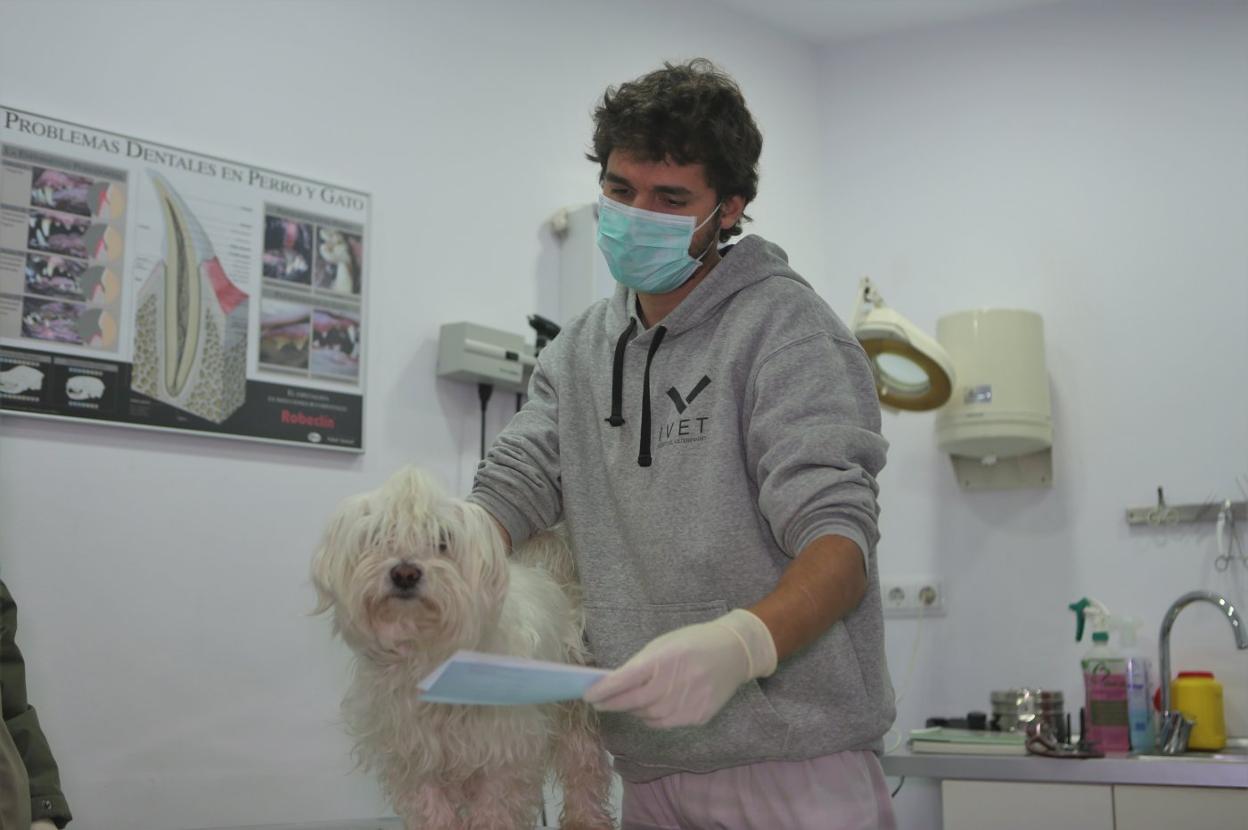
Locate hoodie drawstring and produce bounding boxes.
[637,325,667,467]
[604,317,669,467]
[604,318,636,427]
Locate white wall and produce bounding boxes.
[4,1,1246,829]
[817,1,1248,826]
[0,1,824,828]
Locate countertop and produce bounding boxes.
[187,818,401,823]
[188,822,557,830]
[880,746,1248,789]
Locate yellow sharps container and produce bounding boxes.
[1172,671,1226,751]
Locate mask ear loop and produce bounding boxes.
[692,202,724,263]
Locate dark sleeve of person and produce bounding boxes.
[1,580,73,828]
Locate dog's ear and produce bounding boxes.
[457,501,510,608]
[310,545,337,616]
[309,493,368,616]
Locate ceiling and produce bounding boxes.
[698,0,1079,44]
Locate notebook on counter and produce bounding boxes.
[908,726,1028,756]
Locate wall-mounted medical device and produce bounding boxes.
[934,309,1053,490]
[436,322,536,394]
[850,279,1052,490]
[850,278,955,412]
[437,318,560,460]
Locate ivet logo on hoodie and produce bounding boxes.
[657,375,712,450]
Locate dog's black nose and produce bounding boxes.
[390,563,422,591]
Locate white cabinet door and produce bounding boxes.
[941,780,1115,830]
[1112,785,1248,829]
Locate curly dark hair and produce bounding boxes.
[588,58,762,241]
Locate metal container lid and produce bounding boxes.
[991,688,1063,701]
[990,689,1065,717]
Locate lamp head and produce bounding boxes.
[851,278,954,412]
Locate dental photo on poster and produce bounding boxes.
[311,308,360,380]
[24,253,85,298]
[260,298,312,370]
[30,166,95,216]
[26,208,91,258]
[314,227,363,296]
[21,296,116,348]
[24,254,117,303]
[262,215,313,284]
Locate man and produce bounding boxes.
[469,59,896,829]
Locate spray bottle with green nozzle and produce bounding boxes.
[1068,599,1155,750]
[1069,597,1131,752]
[1069,597,1112,643]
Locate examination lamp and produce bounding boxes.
[850,277,954,412]
[527,314,561,356]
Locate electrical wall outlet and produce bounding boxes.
[881,577,946,618]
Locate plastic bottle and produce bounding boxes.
[1069,598,1130,752]
[1117,618,1156,752]
[1172,671,1226,751]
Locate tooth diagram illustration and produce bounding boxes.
[66,375,106,400]
[0,365,45,395]
[131,171,249,423]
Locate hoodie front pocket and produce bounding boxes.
[583,599,793,773]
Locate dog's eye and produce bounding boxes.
[437,531,451,553]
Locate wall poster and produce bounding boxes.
[0,107,367,451]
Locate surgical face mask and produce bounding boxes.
[595,193,722,294]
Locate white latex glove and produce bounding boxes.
[584,608,777,728]
[32,821,58,830]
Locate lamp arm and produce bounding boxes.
[851,276,883,332]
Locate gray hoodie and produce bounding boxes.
[469,235,894,782]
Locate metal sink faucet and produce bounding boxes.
[1159,591,1248,717]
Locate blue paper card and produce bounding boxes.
[417,650,609,706]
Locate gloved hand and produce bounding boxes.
[584,608,777,728]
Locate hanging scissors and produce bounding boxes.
[1215,500,1245,570]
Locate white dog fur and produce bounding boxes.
[312,467,613,829]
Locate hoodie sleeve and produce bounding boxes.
[2,581,73,829]
[744,331,888,562]
[466,353,562,548]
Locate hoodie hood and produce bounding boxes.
[607,235,811,337]
[604,235,811,466]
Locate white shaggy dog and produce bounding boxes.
[312,467,614,830]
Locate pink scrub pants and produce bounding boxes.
[621,751,897,830]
